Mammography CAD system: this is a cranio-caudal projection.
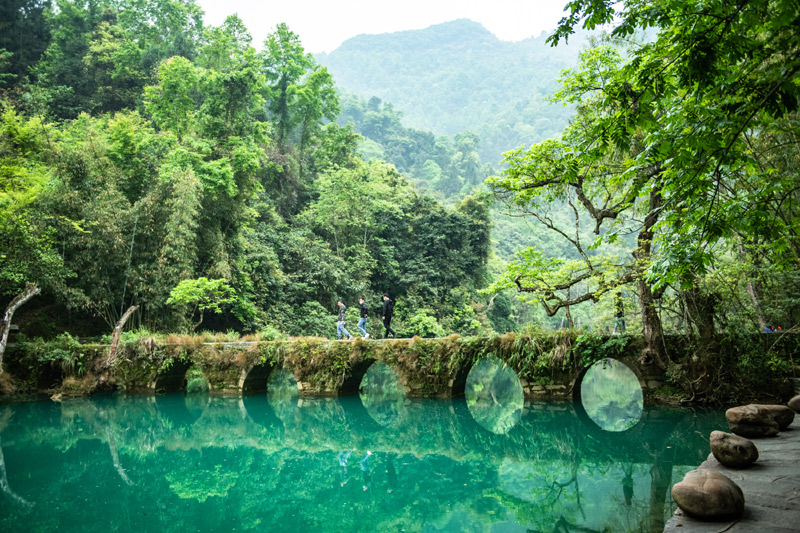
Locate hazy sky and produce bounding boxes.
[195,0,569,53]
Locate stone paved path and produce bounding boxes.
[664,417,800,532]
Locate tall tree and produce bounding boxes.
[0,0,52,88]
[548,0,800,284]
[260,23,313,148]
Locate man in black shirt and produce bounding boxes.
[381,294,396,338]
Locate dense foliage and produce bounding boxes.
[0,1,491,340]
[337,94,492,199]
[486,0,800,399]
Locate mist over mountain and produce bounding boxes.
[317,19,589,163]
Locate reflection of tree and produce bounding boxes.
[267,368,300,422]
[0,396,724,532]
[166,463,238,502]
[267,368,299,400]
[643,434,676,532]
[0,436,33,509]
[105,427,133,486]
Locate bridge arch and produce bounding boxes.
[151,357,195,393]
[239,360,277,395]
[339,357,378,395]
[572,357,645,434]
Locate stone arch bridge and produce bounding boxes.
[114,335,669,401]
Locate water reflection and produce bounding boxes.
[267,368,299,422]
[359,362,406,427]
[579,358,644,432]
[0,396,724,532]
[184,365,210,417]
[465,356,524,434]
[266,368,299,400]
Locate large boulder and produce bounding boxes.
[672,469,745,519]
[726,405,780,438]
[789,395,800,413]
[753,404,795,430]
[710,431,758,468]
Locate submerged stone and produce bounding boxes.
[726,405,780,438]
[672,469,745,519]
[710,430,758,468]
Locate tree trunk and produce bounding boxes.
[634,188,667,370]
[638,279,667,369]
[737,241,769,331]
[105,305,139,367]
[191,308,204,332]
[0,283,41,373]
[683,285,717,347]
[746,279,768,332]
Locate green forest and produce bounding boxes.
[0,0,497,342]
[1,0,800,400]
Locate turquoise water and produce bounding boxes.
[0,391,723,532]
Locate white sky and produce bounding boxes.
[195,0,569,53]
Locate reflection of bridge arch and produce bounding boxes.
[572,357,645,436]
[154,392,205,426]
[338,395,387,434]
[464,356,524,434]
[239,394,284,432]
[358,361,409,428]
[571,356,646,403]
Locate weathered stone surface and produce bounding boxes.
[753,404,796,430]
[787,395,800,413]
[710,430,758,468]
[671,469,745,519]
[726,405,780,438]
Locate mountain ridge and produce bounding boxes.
[316,18,588,163]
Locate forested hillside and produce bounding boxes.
[0,1,497,340]
[317,19,588,164]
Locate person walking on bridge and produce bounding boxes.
[358,297,369,339]
[336,300,353,340]
[381,294,396,338]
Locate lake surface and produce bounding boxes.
[0,359,724,532]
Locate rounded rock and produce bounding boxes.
[753,404,795,430]
[672,469,745,519]
[710,430,758,468]
[726,404,780,438]
[787,395,800,413]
